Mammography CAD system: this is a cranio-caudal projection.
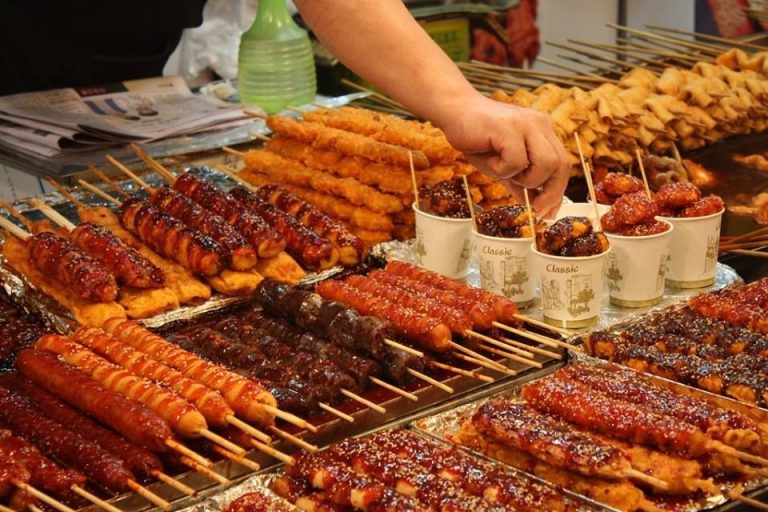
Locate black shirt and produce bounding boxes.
[0,1,207,95]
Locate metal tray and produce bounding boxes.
[409,357,768,512]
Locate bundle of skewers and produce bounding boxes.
[450,361,768,512]
[457,24,768,172]
[581,276,768,407]
[720,225,768,259]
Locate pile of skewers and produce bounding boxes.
[720,225,768,259]
[267,428,580,512]
[582,277,768,407]
[452,361,768,512]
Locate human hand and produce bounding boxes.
[438,94,570,218]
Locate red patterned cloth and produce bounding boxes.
[707,0,756,37]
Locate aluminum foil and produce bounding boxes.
[410,359,768,512]
[176,472,298,512]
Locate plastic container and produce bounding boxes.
[237,0,316,113]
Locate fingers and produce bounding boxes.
[532,160,571,218]
[509,130,561,189]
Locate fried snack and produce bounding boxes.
[117,287,179,319]
[254,251,306,284]
[418,179,471,219]
[241,169,395,232]
[78,205,211,305]
[206,269,264,296]
[348,225,394,248]
[2,235,126,326]
[476,205,540,238]
[266,115,430,169]
[244,149,404,214]
[481,182,512,202]
[302,106,462,164]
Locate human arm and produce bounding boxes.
[293,0,570,216]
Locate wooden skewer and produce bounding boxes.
[262,404,318,433]
[370,376,418,401]
[408,150,420,209]
[250,438,295,465]
[319,402,355,423]
[478,344,537,366]
[0,200,33,231]
[0,214,32,240]
[615,37,703,63]
[340,389,386,414]
[728,489,768,511]
[431,361,494,383]
[226,415,272,444]
[12,481,76,512]
[569,39,674,69]
[491,322,558,348]
[467,60,608,83]
[448,341,508,372]
[165,438,212,468]
[0,503,14,512]
[548,40,654,72]
[512,314,574,337]
[222,146,246,158]
[720,240,768,251]
[107,155,154,193]
[150,470,197,497]
[722,249,768,259]
[718,225,768,246]
[71,485,123,512]
[250,132,271,142]
[269,425,319,452]
[340,79,406,111]
[129,144,178,184]
[126,480,173,511]
[452,352,517,376]
[498,336,562,360]
[26,199,76,231]
[384,338,424,357]
[536,57,615,82]
[635,149,652,199]
[464,330,539,364]
[89,166,130,199]
[215,163,257,192]
[607,24,722,56]
[212,445,261,472]
[45,179,87,209]
[574,133,602,231]
[624,469,669,491]
[77,179,122,206]
[407,368,454,393]
[557,54,632,78]
[198,428,247,456]
[178,456,229,485]
[715,442,768,466]
[647,24,768,51]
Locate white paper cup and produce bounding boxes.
[604,220,673,308]
[551,202,610,227]
[472,230,536,308]
[658,209,723,289]
[534,244,610,328]
[413,204,473,279]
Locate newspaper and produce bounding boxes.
[0,76,252,157]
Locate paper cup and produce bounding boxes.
[551,202,610,227]
[604,220,673,308]
[472,230,536,308]
[413,204,473,279]
[658,209,723,289]
[534,245,610,328]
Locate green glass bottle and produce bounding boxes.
[237,0,317,113]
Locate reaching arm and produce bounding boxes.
[294,0,570,216]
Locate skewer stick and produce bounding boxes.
[498,336,562,360]
[536,57,612,81]
[574,133,602,231]
[178,456,229,485]
[623,469,669,491]
[262,404,318,433]
[77,180,122,207]
[370,376,418,401]
[728,489,768,512]
[269,425,319,452]
[511,314,574,337]
[408,151,420,208]
[723,249,768,259]
[407,369,454,393]
[226,415,271,444]
[215,163,258,192]
[150,470,197,497]
[522,188,538,246]
[166,438,213,468]
[464,329,537,361]
[491,322,559,348]
[126,480,172,511]
[107,155,154,193]
[12,481,76,512]
[26,199,76,231]
[44,179,87,209]
[222,146,246,158]
[319,402,355,423]
[452,352,517,376]
[715,442,768,466]
[71,485,123,512]
[384,338,424,357]
[198,428,247,456]
[634,149,652,199]
[670,142,690,178]
[0,214,31,240]
[448,341,508,371]
[243,109,267,119]
[607,24,722,55]
[212,446,261,472]
[89,166,129,199]
[129,144,178,184]
[0,504,14,512]
[0,200,33,231]
[461,175,477,230]
[251,439,295,465]
[250,132,271,142]
[647,24,768,51]
[340,389,386,414]
[431,360,494,383]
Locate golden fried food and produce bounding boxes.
[253,251,306,284]
[3,235,126,326]
[118,287,179,319]
[476,205,539,238]
[679,195,725,218]
[266,115,430,169]
[733,153,768,171]
[207,269,264,296]
[603,172,644,197]
[613,192,659,226]
[418,179,471,219]
[654,182,701,209]
[244,149,404,214]
[540,216,593,253]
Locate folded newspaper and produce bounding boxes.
[0,76,253,158]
